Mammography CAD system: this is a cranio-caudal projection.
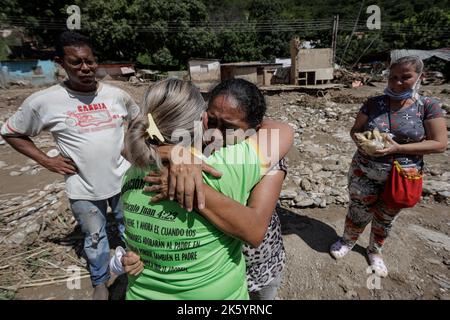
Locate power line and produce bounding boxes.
[1,17,448,36]
[339,0,365,65]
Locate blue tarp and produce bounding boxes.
[0,60,57,86]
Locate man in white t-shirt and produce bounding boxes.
[0,31,139,300]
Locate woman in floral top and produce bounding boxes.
[330,56,447,277]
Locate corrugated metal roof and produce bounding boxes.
[391,49,450,62]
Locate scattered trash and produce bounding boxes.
[423,71,446,85]
[352,80,363,88]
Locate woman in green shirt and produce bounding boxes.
[122,78,292,299]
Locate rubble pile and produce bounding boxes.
[333,68,373,87]
[0,181,91,293]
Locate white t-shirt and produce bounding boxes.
[1,82,140,200]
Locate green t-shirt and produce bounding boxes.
[122,139,262,300]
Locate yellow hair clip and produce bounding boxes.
[146,113,165,142]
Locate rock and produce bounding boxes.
[288,123,299,130]
[0,160,7,169]
[330,188,343,196]
[323,164,340,171]
[46,149,60,157]
[337,177,348,187]
[313,197,322,207]
[300,179,312,191]
[302,144,328,157]
[9,171,21,176]
[300,167,313,177]
[280,189,298,199]
[326,196,335,204]
[335,194,349,204]
[294,195,314,207]
[316,184,326,193]
[429,168,442,176]
[312,163,323,173]
[316,171,332,179]
[423,180,450,195]
[437,191,450,199]
[345,290,358,299]
[292,176,302,186]
[319,199,327,208]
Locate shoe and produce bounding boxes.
[367,249,388,278]
[330,239,354,259]
[92,283,109,300]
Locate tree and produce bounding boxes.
[76,0,137,61]
[248,0,292,60]
[390,7,450,50]
[216,27,261,62]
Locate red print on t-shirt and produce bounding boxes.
[65,103,113,127]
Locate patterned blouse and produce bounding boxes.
[243,158,287,292]
[360,95,445,167]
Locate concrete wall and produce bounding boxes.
[299,67,334,81]
[189,60,221,83]
[297,48,333,70]
[221,66,258,84]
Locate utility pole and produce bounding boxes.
[331,14,339,65]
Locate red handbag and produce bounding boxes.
[381,160,423,210]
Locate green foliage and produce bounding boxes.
[136,53,152,66]
[248,0,293,59]
[0,40,10,60]
[390,7,450,50]
[216,28,261,62]
[151,47,176,67]
[0,0,448,72]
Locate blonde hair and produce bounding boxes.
[124,78,206,169]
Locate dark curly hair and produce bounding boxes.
[208,78,266,128]
[55,31,93,58]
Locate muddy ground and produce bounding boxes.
[0,80,449,300]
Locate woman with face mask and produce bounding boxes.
[329,56,447,277]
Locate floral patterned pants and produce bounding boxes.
[342,153,402,254]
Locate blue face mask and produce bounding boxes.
[384,73,422,100]
[383,87,414,100]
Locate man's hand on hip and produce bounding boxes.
[42,155,78,175]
